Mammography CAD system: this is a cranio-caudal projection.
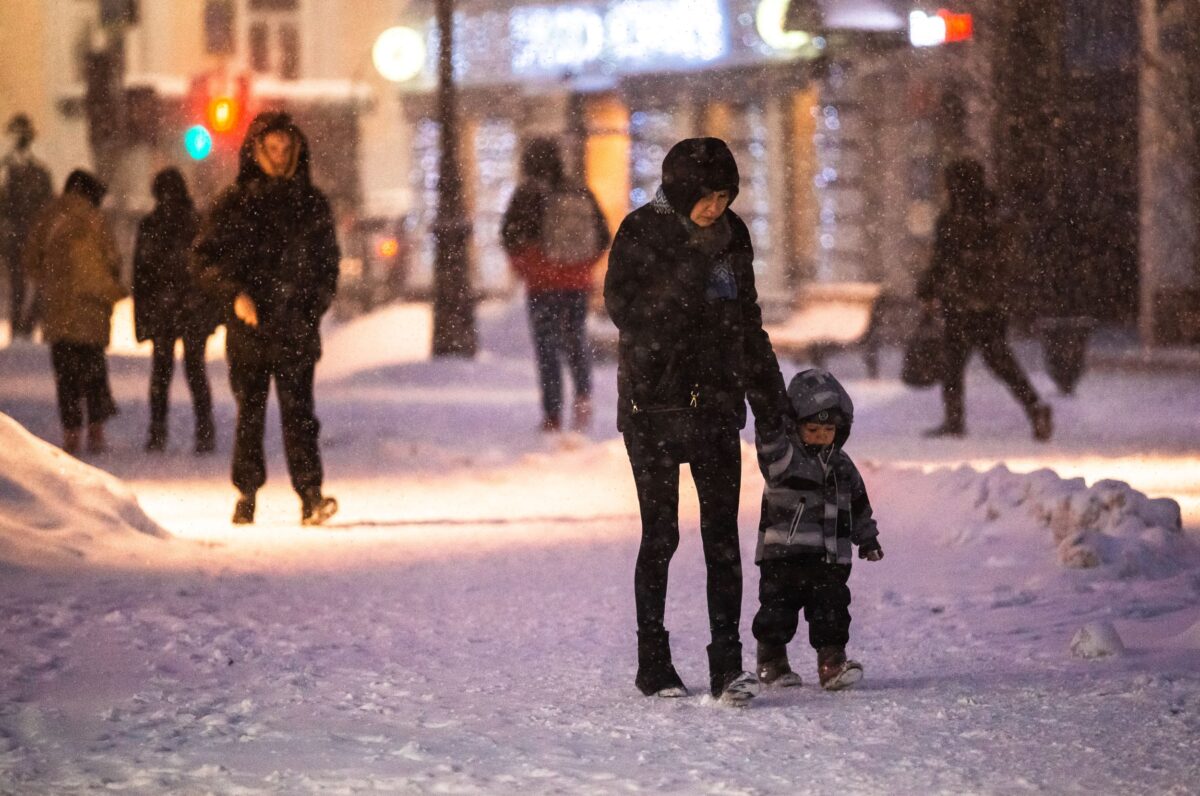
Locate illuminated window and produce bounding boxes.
[247,2,302,79]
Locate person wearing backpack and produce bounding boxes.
[0,114,54,340]
[501,138,610,432]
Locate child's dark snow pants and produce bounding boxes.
[753,556,852,650]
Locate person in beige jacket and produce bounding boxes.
[23,169,126,454]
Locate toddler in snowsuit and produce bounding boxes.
[753,368,883,690]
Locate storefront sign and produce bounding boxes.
[509,0,728,76]
[909,9,973,47]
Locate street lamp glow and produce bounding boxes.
[373,26,426,83]
[756,0,811,51]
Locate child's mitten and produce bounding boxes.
[858,539,884,562]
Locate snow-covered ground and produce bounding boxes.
[1,300,1198,794]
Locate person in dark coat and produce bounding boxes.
[1,113,54,339]
[22,170,125,454]
[193,112,340,526]
[501,138,610,432]
[917,158,1053,442]
[604,137,789,703]
[133,168,217,453]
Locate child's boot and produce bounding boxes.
[817,645,863,691]
[757,643,802,687]
[635,629,687,697]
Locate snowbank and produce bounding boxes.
[0,412,168,568]
[908,463,1186,576]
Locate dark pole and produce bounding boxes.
[431,0,477,357]
[993,0,1069,320]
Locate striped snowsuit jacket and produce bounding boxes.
[754,424,879,565]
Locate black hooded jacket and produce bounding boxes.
[917,158,1008,314]
[604,138,786,432]
[133,172,213,342]
[193,112,340,362]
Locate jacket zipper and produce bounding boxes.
[786,498,806,544]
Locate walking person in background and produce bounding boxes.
[193,112,340,526]
[917,157,1053,442]
[502,138,610,432]
[605,138,789,704]
[133,168,217,454]
[22,169,125,454]
[0,113,54,340]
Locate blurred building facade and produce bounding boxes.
[0,0,412,229]
[2,0,1195,340]
[391,0,990,310]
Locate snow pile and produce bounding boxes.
[1070,621,1127,658]
[920,464,1185,575]
[0,412,168,568]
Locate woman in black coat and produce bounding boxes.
[604,138,788,703]
[133,168,217,452]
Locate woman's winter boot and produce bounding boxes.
[636,629,687,697]
[708,640,759,704]
[757,643,802,687]
[817,646,863,691]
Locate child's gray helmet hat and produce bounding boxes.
[787,368,855,429]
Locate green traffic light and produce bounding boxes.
[184,125,213,160]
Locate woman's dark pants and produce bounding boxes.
[623,415,745,690]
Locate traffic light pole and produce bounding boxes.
[431,0,477,357]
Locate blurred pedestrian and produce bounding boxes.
[917,158,1053,442]
[193,112,340,526]
[501,138,609,432]
[0,113,54,339]
[22,169,125,454]
[133,168,217,453]
[604,137,789,704]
